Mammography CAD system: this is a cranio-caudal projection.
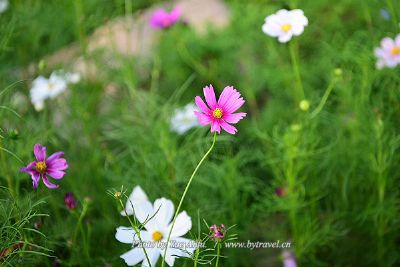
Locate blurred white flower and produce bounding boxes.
[0,0,8,14]
[116,186,194,266]
[30,70,81,111]
[374,35,400,69]
[262,9,308,43]
[170,103,199,134]
[30,74,67,111]
[55,69,81,84]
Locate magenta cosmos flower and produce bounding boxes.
[64,192,77,209]
[20,144,68,189]
[210,224,226,241]
[194,85,246,134]
[150,6,181,29]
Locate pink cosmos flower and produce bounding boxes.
[20,144,68,189]
[210,224,226,241]
[150,6,181,29]
[194,85,246,134]
[64,192,77,210]
[374,34,400,69]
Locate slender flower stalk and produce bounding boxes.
[161,132,217,267]
[289,42,305,101]
[72,198,89,248]
[215,242,221,267]
[117,197,152,267]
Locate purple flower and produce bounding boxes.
[20,144,68,189]
[64,192,77,209]
[282,250,297,267]
[150,6,181,29]
[210,224,226,241]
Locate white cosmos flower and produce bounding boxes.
[30,70,81,111]
[116,186,194,267]
[262,9,308,43]
[170,103,199,135]
[0,0,8,14]
[30,73,67,111]
[374,35,400,69]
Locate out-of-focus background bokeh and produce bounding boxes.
[1,0,400,266]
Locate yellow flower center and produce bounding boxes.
[35,161,47,173]
[212,108,223,119]
[48,83,54,90]
[391,47,400,56]
[281,24,292,33]
[152,231,163,242]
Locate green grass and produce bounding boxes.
[1,0,400,266]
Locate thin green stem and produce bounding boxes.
[193,245,200,267]
[215,242,221,267]
[310,77,337,119]
[72,200,89,247]
[118,199,152,267]
[161,133,217,267]
[289,42,305,101]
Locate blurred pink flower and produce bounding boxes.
[374,35,400,69]
[64,192,77,210]
[20,144,68,189]
[275,187,287,197]
[210,224,226,241]
[282,250,297,267]
[150,6,181,29]
[194,85,246,134]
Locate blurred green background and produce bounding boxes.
[1,0,400,266]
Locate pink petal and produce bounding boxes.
[218,86,236,108]
[194,111,212,125]
[223,112,247,124]
[170,6,181,22]
[46,170,66,179]
[220,121,238,135]
[20,161,37,174]
[203,85,217,110]
[150,9,168,28]
[381,37,395,50]
[32,172,40,188]
[46,158,68,171]
[195,96,211,113]
[42,174,59,189]
[34,144,46,162]
[211,120,221,133]
[46,152,64,163]
[396,34,400,47]
[224,97,245,114]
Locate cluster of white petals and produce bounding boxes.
[116,186,194,266]
[374,35,400,69]
[30,70,81,111]
[262,9,308,43]
[170,103,200,135]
